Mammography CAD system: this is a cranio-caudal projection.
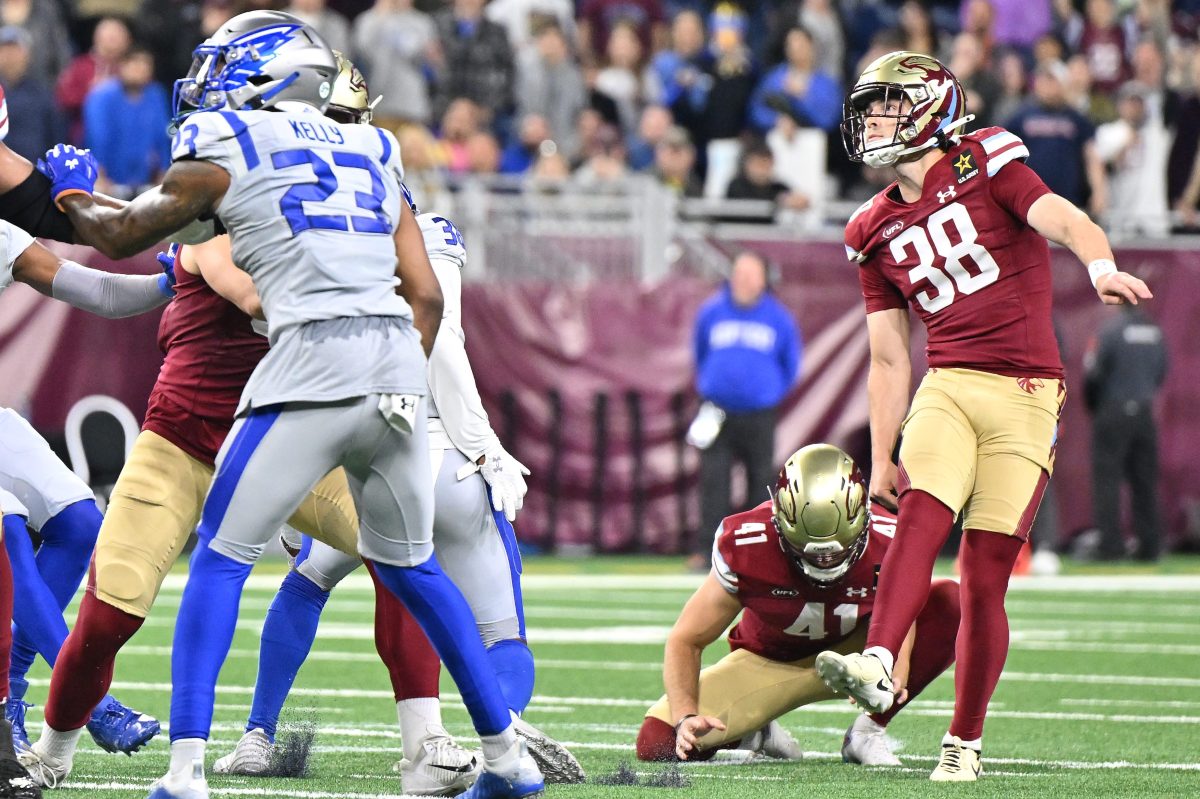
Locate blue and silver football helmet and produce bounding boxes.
[172,10,338,125]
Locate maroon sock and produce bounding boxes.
[949,530,1023,741]
[635,717,677,761]
[865,489,956,656]
[365,561,441,701]
[0,546,12,701]
[44,588,144,731]
[870,579,961,726]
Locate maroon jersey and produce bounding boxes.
[845,127,1061,378]
[1079,24,1128,94]
[712,499,897,662]
[142,259,268,465]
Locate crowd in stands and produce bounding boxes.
[5,0,1200,234]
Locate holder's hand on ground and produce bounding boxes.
[675,715,726,760]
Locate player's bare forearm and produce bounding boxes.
[393,203,443,356]
[865,309,911,468]
[61,161,227,259]
[664,575,742,720]
[1027,193,1114,265]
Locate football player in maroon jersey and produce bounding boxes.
[814,52,1151,782]
[636,444,960,767]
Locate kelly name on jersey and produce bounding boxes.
[712,499,897,662]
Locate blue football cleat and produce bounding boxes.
[460,744,544,799]
[86,698,160,755]
[5,700,32,753]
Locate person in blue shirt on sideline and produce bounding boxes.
[690,250,801,570]
[747,25,841,134]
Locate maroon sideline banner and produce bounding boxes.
[1,240,1194,552]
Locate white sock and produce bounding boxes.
[852,714,886,735]
[863,646,895,676]
[942,731,982,751]
[397,698,444,761]
[169,738,207,778]
[37,723,84,762]
[479,728,519,774]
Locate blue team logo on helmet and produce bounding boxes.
[171,12,337,126]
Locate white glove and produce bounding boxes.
[478,447,531,523]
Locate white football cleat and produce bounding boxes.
[16,743,71,788]
[815,651,894,714]
[510,716,585,784]
[212,729,274,776]
[929,736,982,782]
[741,720,803,760]
[146,759,209,799]
[841,715,901,766]
[398,732,481,796]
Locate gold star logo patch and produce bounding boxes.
[954,153,975,175]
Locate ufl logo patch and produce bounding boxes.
[954,151,979,183]
[882,220,904,239]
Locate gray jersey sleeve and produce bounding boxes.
[426,256,500,462]
[0,220,36,293]
[170,110,244,176]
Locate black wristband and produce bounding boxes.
[674,714,698,733]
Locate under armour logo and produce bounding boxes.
[846,587,869,598]
[66,158,79,169]
[398,396,415,412]
[937,185,956,204]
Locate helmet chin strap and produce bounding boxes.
[862,113,977,169]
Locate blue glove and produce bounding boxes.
[155,242,180,298]
[36,144,99,208]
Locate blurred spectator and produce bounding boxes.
[56,16,131,145]
[353,0,438,127]
[1032,32,1067,70]
[645,9,710,142]
[627,104,673,169]
[962,0,1051,53]
[571,123,629,191]
[767,114,826,226]
[437,97,485,175]
[1169,49,1200,226]
[748,25,840,134]
[1006,61,1106,214]
[1094,83,1169,236]
[949,32,1001,126]
[527,146,572,190]
[594,20,648,133]
[1065,53,1115,124]
[83,47,171,198]
[959,0,996,62]
[397,123,452,208]
[570,106,608,167]
[1123,0,1171,53]
[699,3,757,196]
[690,249,801,569]
[899,0,942,58]
[516,19,586,158]
[991,48,1028,125]
[136,0,208,84]
[769,0,844,81]
[433,0,515,122]
[499,112,551,174]
[1084,304,1168,561]
[578,0,665,67]
[0,0,71,89]
[286,0,351,55]
[1067,0,1129,96]
[0,26,64,161]
[652,124,701,196]
[725,139,808,221]
[1130,37,1167,120]
[465,129,501,174]
[485,0,575,52]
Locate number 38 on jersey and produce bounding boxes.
[890,202,1000,314]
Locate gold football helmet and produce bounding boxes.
[841,51,974,168]
[326,50,380,125]
[771,444,869,584]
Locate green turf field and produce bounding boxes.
[22,556,1200,798]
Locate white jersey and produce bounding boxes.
[171,103,411,337]
[0,408,94,528]
[171,103,426,411]
[417,212,467,270]
[0,219,35,295]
